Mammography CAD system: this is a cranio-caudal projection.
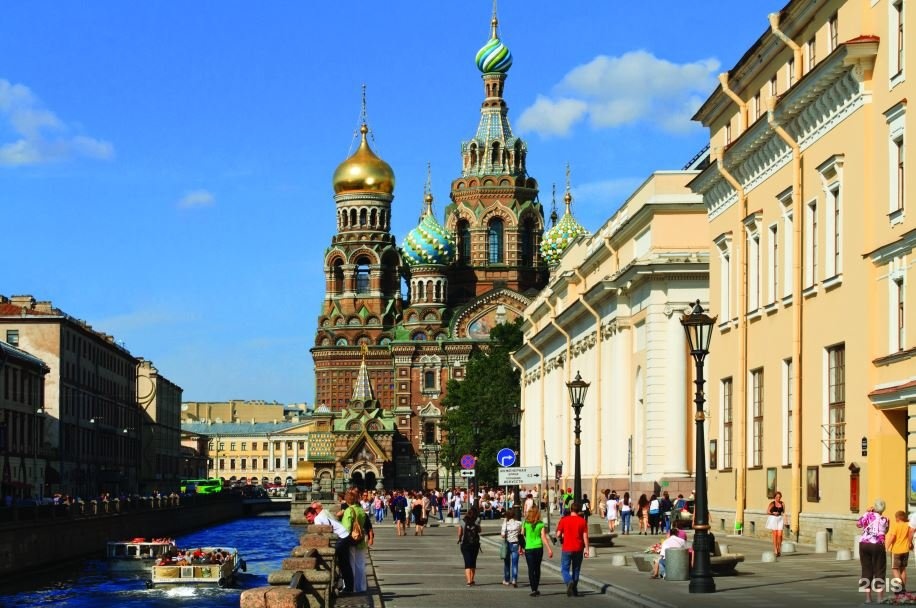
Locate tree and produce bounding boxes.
[442,318,523,487]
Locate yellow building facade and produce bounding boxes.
[690,0,913,545]
[513,173,709,499]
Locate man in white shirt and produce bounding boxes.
[651,528,686,579]
[306,502,353,594]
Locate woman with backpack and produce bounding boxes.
[457,506,482,586]
[519,505,553,596]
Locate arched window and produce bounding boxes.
[521,217,536,266]
[491,142,500,167]
[370,208,377,227]
[415,280,425,302]
[423,422,436,444]
[469,144,478,170]
[457,220,471,263]
[356,257,370,293]
[359,209,367,226]
[488,218,504,264]
[424,371,436,390]
[434,281,442,301]
[333,259,344,293]
[413,332,427,341]
[350,208,357,227]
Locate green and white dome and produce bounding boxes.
[541,191,588,265]
[402,194,454,266]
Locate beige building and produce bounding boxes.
[0,340,50,501]
[513,173,709,500]
[690,0,913,545]
[0,295,182,498]
[182,400,305,424]
[138,359,183,494]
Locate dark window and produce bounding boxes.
[827,345,845,463]
[457,220,471,263]
[488,218,504,264]
[424,422,436,444]
[5,330,18,347]
[356,261,370,293]
[521,218,535,266]
[423,370,435,390]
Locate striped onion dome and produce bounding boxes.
[540,190,588,265]
[402,193,454,266]
[475,15,512,73]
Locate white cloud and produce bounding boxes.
[516,96,587,137]
[0,78,114,166]
[518,51,720,137]
[177,189,216,209]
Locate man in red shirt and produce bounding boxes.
[555,501,590,596]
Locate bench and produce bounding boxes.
[709,540,744,574]
[587,523,618,547]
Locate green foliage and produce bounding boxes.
[442,319,523,486]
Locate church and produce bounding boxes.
[308,9,585,491]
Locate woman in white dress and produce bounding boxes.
[605,491,619,532]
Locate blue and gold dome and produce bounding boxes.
[541,190,588,265]
[475,15,512,73]
[402,193,454,266]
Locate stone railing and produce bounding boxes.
[241,523,337,608]
[0,493,230,525]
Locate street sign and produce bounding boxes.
[496,448,516,467]
[498,466,542,485]
[460,454,476,470]
[460,469,476,478]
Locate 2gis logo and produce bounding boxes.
[858,578,904,593]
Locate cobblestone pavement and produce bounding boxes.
[365,518,881,607]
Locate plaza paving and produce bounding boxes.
[363,517,882,607]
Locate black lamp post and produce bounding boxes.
[566,372,589,506]
[509,405,521,507]
[680,299,717,594]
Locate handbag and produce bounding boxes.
[499,541,508,559]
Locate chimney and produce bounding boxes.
[10,295,35,308]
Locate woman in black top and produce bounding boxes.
[457,506,482,586]
[766,491,786,557]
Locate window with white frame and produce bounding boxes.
[725,122,732,145]
[805,199,818,287]
[770,76,778,100]
[783,358,793,465]
[787,56,796,88]
[891,0,905,79]
[829,13,839,52]
[715,233,733,320]
[779,189,794,299]
[890,265,906,352]
[818,155,844,279]
[826,344,845,463]
[722,378,733,469]
[768,224,779,304]
[745,216,762,312]
[751,368,764,467]
[886,102,906,220]
[753,92,761,122]
[806,37,816,71]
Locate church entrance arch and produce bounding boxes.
[348,461,380,491]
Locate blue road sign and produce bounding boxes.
[460,454,476,469]
[496,448,516,467]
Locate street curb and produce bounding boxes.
[480,536,675,608]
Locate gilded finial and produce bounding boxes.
[564,163,572,213]
[360,83,368,126]
[491,0,499,38]
[360,343,369,358]
[423,162,433,214]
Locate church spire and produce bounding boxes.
[351,344,376,403]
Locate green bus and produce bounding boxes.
[180,478,223,495]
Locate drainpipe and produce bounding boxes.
[603,236,619,274]
[719,73,748,132]
[545,298,573,491]
[714,144,748,534]
[769,12,804,84]
[575,267,603,502]
[768,99,803,540]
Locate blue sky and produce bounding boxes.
[1,1,785,403]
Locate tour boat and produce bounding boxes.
[147,546,246,588]
[106,538,177,572]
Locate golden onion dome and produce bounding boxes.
[332,124,395,195]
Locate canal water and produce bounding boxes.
[0,513,301,607]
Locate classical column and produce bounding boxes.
[665,308,689,476]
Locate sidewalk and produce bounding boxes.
[497,526,871,607]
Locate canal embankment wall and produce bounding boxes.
[0,496,256,579]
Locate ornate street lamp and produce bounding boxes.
[509,405,521,507]
[566,372,589,506]
[680,299,717,594]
